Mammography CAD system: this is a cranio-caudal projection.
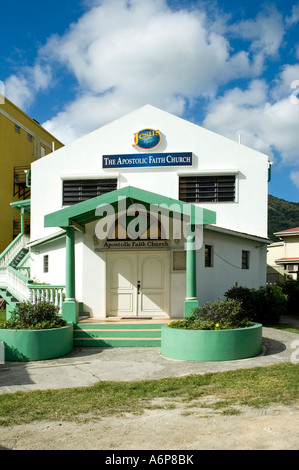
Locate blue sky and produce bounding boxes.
[1,0,299,203]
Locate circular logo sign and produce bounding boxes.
[133,129,161,150]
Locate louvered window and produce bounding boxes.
[63,179,117,206]
[179,175,235,203]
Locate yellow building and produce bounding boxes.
[0,94,64,252]
[267,227,299,282]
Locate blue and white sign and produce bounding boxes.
[103,152,192,169]
[133,129,161,149]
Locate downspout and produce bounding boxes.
[20,208,25,235]
[24,169,31,188]
[268,161,273,182]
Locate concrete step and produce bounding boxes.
[73,322,165,347]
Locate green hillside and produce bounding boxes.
[268,195,299,241]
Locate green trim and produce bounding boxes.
[185,225,197,299]
[62,300,79,324]
[0,265,30,283]
[65,227,75,300]
[10,199,31,215]
[28,284,65,290]
[184,224,198,317]
[73,322,165,347]
[184,299,199,318]
[26,169,31,188]
[44,186,216,229]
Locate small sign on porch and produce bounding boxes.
[98,240,170,250]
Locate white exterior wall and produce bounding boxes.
[30,105,269,242]
[197,230,267,305]
[28,105,269,318]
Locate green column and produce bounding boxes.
[62,226,78,324]
[184,224,199,318]
[65,227,75,300]
[20,208,25,235]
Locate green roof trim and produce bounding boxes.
[44,186,216,229]
[11,199,31,215]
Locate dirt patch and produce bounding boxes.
[1,401,298,450]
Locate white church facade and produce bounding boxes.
[7,105,270,323]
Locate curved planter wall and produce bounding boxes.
[0,324,73,362]
[161,323,262,362]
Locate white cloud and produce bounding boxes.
[229,6,285,59]
[290,171,299,189]
[2,0,298,177]
[40,0,258,142]
[286,3,299,25]
[4,75,34,110]
[271,64,299,100]
[4,64,52,110]
[203,75,299,165]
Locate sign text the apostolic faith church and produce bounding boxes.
[103,152,192,169]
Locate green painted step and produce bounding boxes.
[73,323,166,347]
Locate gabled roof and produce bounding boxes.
[274,227,299,236]
[275,257,299,264]
[44,186,216,229]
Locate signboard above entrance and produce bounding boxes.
[98,240,170,250]
[103,152,192,169]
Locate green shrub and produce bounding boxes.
[0,301,66,330]
[169,298,252,330]
[225,284,288,324]
[281,280,299,316]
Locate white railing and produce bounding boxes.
[0,267,65,313]
[0,234,65,313]
[0,234,30,267]
[28,285,65,313]
[0,266,30,302]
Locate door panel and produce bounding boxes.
[107,254,137,317]
[138,254,168,316]
[107,252,169,317]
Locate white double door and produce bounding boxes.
[107,251,169,317]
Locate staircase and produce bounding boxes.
[0,234,65,317]
[9,248,29,269]
[0,287,21,316]
[73,321,167,347]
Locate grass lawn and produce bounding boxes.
[0,309,298,427]
[0,363,298,426]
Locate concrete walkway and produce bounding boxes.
[0,326,298,395]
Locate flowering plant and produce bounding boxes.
[0,301,66,330]
[169,298,252,330]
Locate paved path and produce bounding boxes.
[0,326,298,395]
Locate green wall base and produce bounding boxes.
[62,300,79,324]
[184,299,199,318]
